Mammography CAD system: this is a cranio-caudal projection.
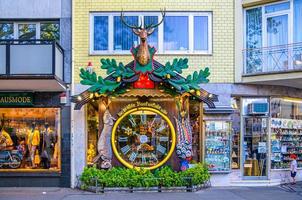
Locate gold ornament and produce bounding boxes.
[124,127,133,135]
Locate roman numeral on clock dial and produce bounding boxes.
[121,145,131,155]
[141,114,147,125]
[118,136,128,142]
[128,115,137,127]
[129,152,138,162]
[159,136,169,142]
[156,144,166,154]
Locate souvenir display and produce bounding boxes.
[205,121,231,172]
[189,102,202,162]
[0,108,60,170]
[231,109,240,169]
[271,118,302,169]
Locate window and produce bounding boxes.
[18,24,36,40]
[40,22,60,41]
[94,16,108,51]
[245,1,302,48]
[0,21,60,41]
[114,16,139,50]
[0,108,61,171]
[0,23,13,39]
[90,12,212,54]
[271,98,302,169]
[164,16,189,50]
[244,0,302,74]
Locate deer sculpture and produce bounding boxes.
[121,10,166,66]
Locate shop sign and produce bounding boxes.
[0,93,33,106]
[117,102,167,117]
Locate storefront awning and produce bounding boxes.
[0,75,67,92]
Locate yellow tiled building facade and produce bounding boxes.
[72,0,234,84]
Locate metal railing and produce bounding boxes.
[0,39,64,80]
[243,42,302,75]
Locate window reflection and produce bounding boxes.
[114,16,138,50]
[94,16,108,51]
[0,23,13,40]
[144,16,158,49]
[164,16,188,50]
[40,23,60,41]
[18,24,36,40]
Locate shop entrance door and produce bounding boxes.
[242,117,268,179]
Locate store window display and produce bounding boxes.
[0,108,60,171]
[86,103,99,165]
[188,101,202,162]
[231,105,241,169]
[204,121,231,172]
[271,98,302,169]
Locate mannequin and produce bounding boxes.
[27,122,40,168]
[41,123,56,169]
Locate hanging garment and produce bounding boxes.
[41,128,56,160]
[27,129,40,146]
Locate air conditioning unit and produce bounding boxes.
[247,102,269,115]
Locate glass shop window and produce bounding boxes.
[242,98,269,177]
[231,98,241,169]
[271,98,302,169]
[204,121,231,172]
[86,103,99,165]
[189,101,202,162]
[0,108,61,171]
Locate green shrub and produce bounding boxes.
[79,163,210,188]
[154,166,184,187]
[180,163,210,185]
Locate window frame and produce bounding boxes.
[243,0,294,50]
[0,107,62,173]
[0,21,60,41]
[90,12,212,55]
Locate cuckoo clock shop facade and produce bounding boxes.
[71,9,219,186]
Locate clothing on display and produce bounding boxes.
[0,108,60,171]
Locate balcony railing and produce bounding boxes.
[0,40,64,80]
[243,42,302,75]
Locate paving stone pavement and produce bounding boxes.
[0,183,301,200]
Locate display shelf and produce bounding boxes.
[204,121,231,173]
[271,118,302,170]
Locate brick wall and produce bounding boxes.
[73,0,234,84]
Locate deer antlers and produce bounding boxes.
[120,9,166,31]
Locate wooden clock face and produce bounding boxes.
[112,107,176,170]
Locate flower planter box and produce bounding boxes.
[83,182,210,193]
